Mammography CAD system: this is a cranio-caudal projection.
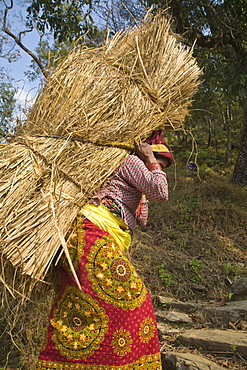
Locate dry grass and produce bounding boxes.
[131,170,247,302]
[0,11,201,291]
[0,137,127,285]
[25,12,200,138]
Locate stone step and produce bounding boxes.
[201,300,247,327]
[176,329,247,360]
[157,295,201,314]
[157,322,182,337]
[157,296,247,328]
[156,309,193,324]
[161,351,226,370]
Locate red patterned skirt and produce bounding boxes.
[36,217,162,369]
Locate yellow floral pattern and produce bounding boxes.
[138,317,156,343]
[50,286,108,359]
[111,328,133,356]
[36,353,162,369]
[86,235,147,310]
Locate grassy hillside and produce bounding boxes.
[131,164,247,302]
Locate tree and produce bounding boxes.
[26,0,98,43]
[233,98,247,184]
[0,68,17,138]
[141,0,247,184]
[93,0,145,33]
[184,48,243,165]
[1,0,100,79]
[93,0,247,182]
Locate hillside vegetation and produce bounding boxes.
[132,161,247,303]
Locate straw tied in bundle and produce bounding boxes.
[0,12,201,293]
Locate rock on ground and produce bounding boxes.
[161,351,226,370]
[176,329,247,359]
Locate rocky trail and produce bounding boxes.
[156,278,247,369]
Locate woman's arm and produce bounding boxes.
[118,154,168,202]
[136,194,149,226]
[134,141,158,166]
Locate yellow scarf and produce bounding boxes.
[79,203,131,252]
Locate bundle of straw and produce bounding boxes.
[0,137,129,288]
[25,13,200,138]
[0,12,201,290]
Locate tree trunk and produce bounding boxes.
[232,104,247,185]
[207,113,212,148]
[226,103,232,163]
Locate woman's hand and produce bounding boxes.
[134,141,157,165]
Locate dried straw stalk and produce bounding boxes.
[0,12,201,291]
[0,137,128,284]
[25,12,200,139]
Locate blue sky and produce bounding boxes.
[1,2,103,113]
[1,1,44,113]
[1,1,128,116]
[1,34,41,102]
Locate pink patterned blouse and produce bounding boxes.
[90,155,168,233]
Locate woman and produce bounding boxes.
[36,130,174,370]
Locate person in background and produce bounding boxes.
[187,161,197,173]
[36,130,174,370]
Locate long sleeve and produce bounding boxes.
[118,155,168,201]
[92,155,168,233]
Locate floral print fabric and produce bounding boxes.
[36,217,162,369]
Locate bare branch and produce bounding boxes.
[19,25,34,42]
[3,1,48,79]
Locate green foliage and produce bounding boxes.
[230,344,237,352]
[0,69,17,137]
[143,0,247,183]
[26,0,99,43]
[222,262,239,279]
[176,197,201,231]
[189,257,202,283]
[94,1,146,33]
[156,264,173,287]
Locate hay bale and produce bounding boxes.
[0,137,128,284]
[25,13,200,138]
[0,12,201,289]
